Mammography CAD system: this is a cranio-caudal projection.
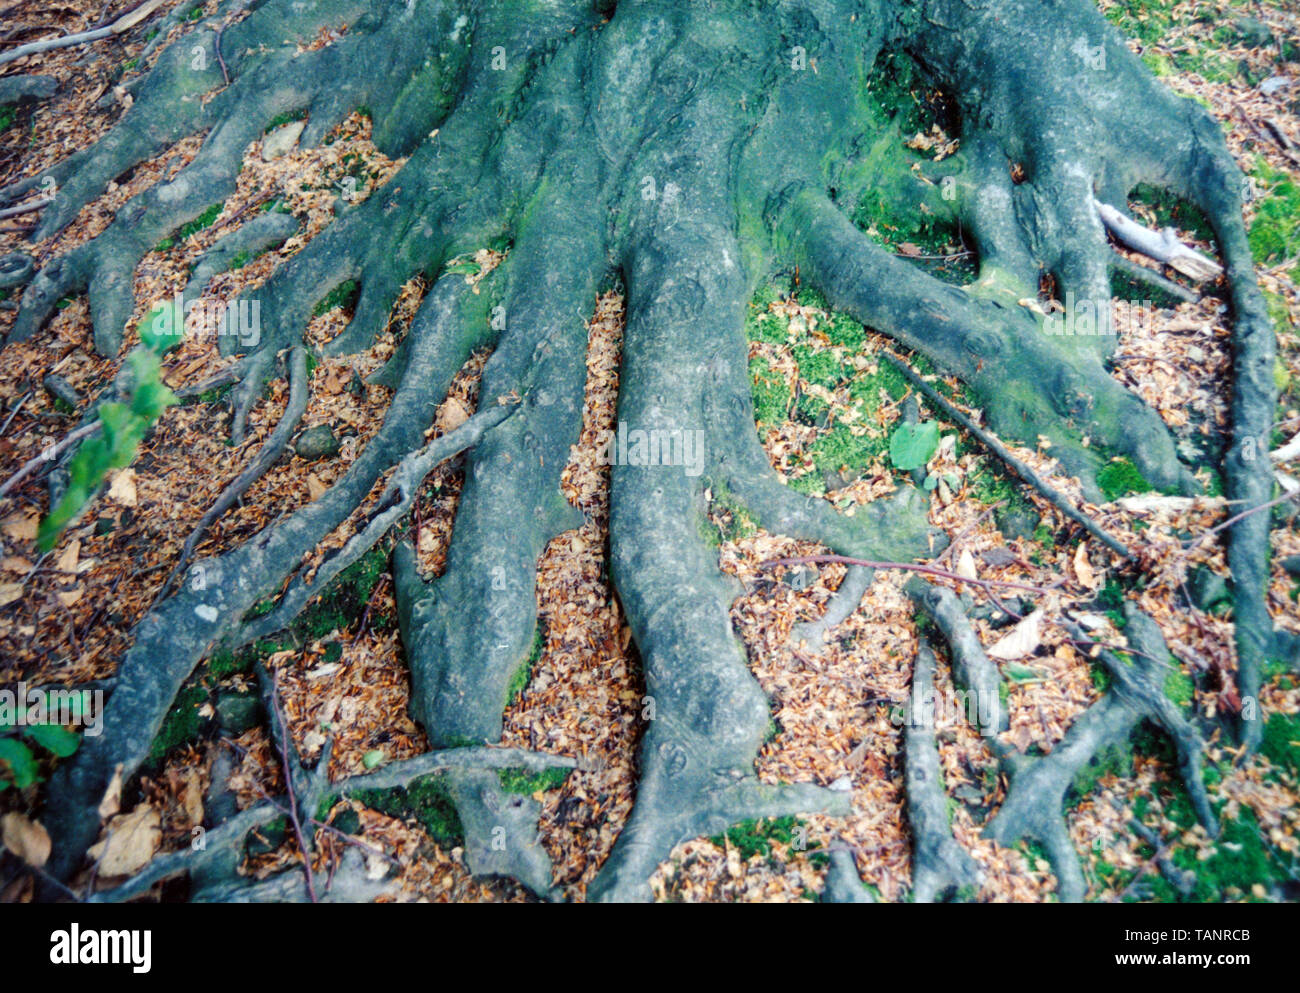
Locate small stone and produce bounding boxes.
[215,690,262,735]
[995,504,1038,541]
[1279,555,1300,577]
[42,374,80,411]
[1233,17,1274,48]
[295,425,340,460]
[1188,566,1230,612]
[261,119,305,161]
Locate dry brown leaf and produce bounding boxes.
[98,764,124,820]
[55,539,79,575]
[956,547,978,581]
[107,469,137,506]
[987,608,1045,661]
[88,806,161,877]
[307,474,328,501]
[2,812,51,868]
[436,396,471,433]
[180,770,204,827]
[2,513,38,542]
[0,583,22,607]
[1073,542,1099,590]
[56,588,84,608]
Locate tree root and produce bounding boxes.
[83,743,574,903]
[157,345,310,604]
[909,581,1215,902]
[905,638,984,902]
[42,284,502,880]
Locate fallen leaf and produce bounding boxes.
[56,539,79,575]
[307,474,328,501]
[436,396,471,433]
[955,547,978,581]
[56,588,83,608]
[0,583,22,607]
[987,608,1045,661]
[180,770,204,827]
[1,556,34,573]
[1,812,51,868]
[88,806,161,877]
[2,513,39,542]
[107,469,137,506]
[1073,542,1098,590]
[98,764,124,820]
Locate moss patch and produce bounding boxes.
[497,766,569,795]
[349,774,463,847]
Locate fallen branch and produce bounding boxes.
[0,0,165,66]
[0,419,101,498]
[0,196,52,221]
[881,350,1133,558]
[760,553,1061,597]
[1093,198,1224,282]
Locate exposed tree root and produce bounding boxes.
[157,345,310,604]
[910,581,1216,902]
[905,638,984,902]
[6,0,1284,901]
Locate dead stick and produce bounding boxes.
[881,351,1132,559]
[0,419,101,498]
[759,554,1061,597]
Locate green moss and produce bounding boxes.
[1163,668,1196,708]
[749,355,792,428]
[0,105,16,134]
[709,482,758,544]
[507,624,545,702]
[265,108,307,132]
[147,685,207,765]
[807,422,887,480]
[154,202,225,252]
[350,774,463,847]
[709,816,805,861]
[1249,159,1300,270]
[1097,457,1155,501]
[497,766,569,795]
[1068,741,1133,807]
[312,279,360,317]
[1165,808,1291,901]
[1260,712,1300,775]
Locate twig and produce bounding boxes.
[0,196,52,220]
[881,350,1133,558]
[759,553,1061,597]
[0,419,100,498]
[1182,485,1300,549]
[213,25,228,86]
[268,673,317,903]
[1093,197,1224,281]
[0,390,31,437]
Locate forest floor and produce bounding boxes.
[0,0,1298,903]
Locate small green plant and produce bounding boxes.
[0,694,87,790]
[888,420,940,471]
[38,340,179,551]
